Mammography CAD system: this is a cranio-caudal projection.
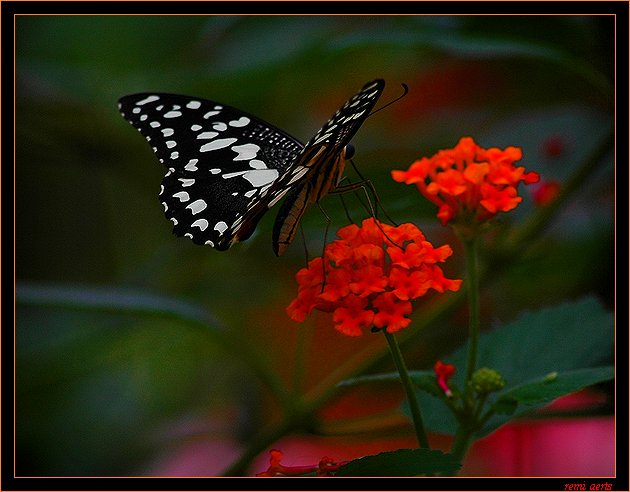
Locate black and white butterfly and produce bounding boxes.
[118,79,384,256]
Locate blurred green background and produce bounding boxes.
[15,15,614,476]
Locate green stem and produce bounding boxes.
[450,427,474,463]
[463,237,480,391]
[383,330,430,449]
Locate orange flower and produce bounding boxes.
[287,218,462,336]
[256,449,347,477]
[392,137,539,226]
[434,360,456,397]
[531,180,561,206]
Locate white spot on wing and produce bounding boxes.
[231,143,260,161]
[243,169,279,187]
[191,219,209,230]
[267,187,290,207]
[173,191,190,202]
[197,131,218,139]
[222,171,248,179]
[136,95,159,105]
[161,128,174,136]
[249,159,267,169]
[212,122,228,131]
[164,110,182,118]
[229,117,250,127]
[191,124,202,131]
[313,132,332,144]
[214,221,228,234]
[178,178,195,187]
[287,166,308,185]
[186,101,201,109]
[200,138,238,152]
[186,199,207,215]
[203,110,220,118]
[185,159,199,171]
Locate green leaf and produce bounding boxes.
[409,371,444,397]
[335,448,461,477]
[412,297,614,437]
[337,371,401,387]
[15,282,292,406]
[493,366,614,415]
[338,370,443,400]
[16,282,224,331]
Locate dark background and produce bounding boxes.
[14,11,616,476]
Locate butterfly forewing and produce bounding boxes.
[118,93,303,249]
[308,79,385,148]
[118,80,385,252]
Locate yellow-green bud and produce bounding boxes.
[471,368,506,394]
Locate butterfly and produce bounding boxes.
[118,79,384,256]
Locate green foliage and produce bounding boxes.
[412,297,614,437]
[336,448,461,477]
[492,366,614,416]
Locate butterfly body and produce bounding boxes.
[118,79,384,255]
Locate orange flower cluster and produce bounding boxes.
[287,218,462,337]
[256,449,346,477]
[392,137,539,226]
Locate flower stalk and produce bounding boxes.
[384,330,430,449]
[463,236,480,393]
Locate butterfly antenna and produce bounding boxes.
[368,83,409,117]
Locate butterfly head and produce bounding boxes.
[344,143,355,160]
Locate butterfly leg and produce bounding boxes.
[329,180,404,250]
[346,158,399,226]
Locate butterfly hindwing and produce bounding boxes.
[118,93,304,249]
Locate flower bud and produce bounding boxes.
[471,368,506,394]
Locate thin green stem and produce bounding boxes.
[384,331,430,449]
[463,237,480,392]
[450,427,474,463]
[448,236,481,466]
